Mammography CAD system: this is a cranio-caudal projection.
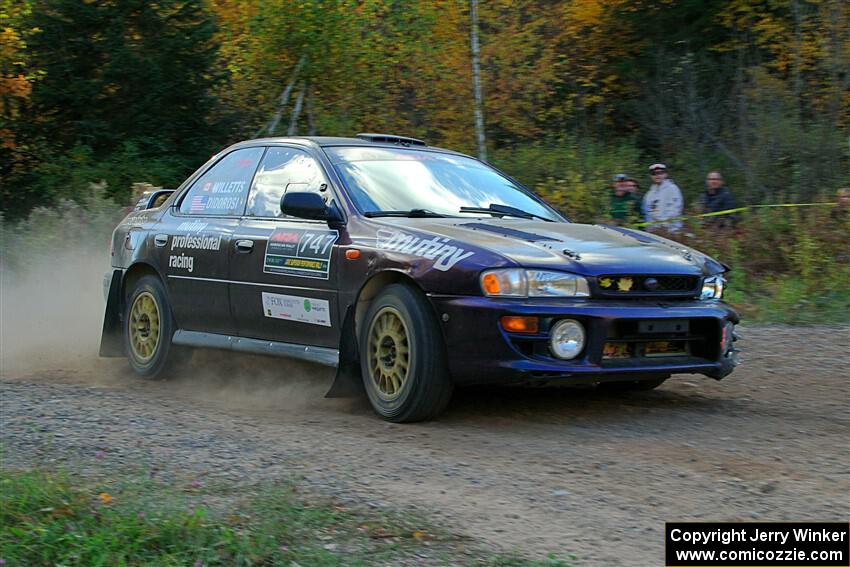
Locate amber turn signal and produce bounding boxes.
[482,272,502,294]
[345,249,361,260]
[500,316,539,334]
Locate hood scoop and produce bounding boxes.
[600,224,698,264]
[460,222,554,242]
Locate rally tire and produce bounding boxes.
[599,376,669,392]
[124,275,179,378]
[359,284,453,422]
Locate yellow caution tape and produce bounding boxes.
[633,202,839,227]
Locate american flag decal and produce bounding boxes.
[189,195,208,212]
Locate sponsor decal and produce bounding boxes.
[270,230,299,243]
[124,211,153,224]
[168,253,194,272]
[170,233,222,251]
[261,292,331,327]
[376,229,474,271]
[263,228,339,279]
[176,220,208,232]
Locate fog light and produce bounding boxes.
[549,319,585,360]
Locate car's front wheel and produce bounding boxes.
[359,284,453,422]
[124,275,179,378]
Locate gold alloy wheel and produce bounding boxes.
[128,291,161,363]
[367,307,410,401]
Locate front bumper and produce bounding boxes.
[431,295,740,385]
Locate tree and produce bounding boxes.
[470,0,486,160]
[0,0,41,215]
[21,0,223,196]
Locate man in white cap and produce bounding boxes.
[642,163,683,232]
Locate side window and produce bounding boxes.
[246,147,330,218]
[179,147,264,215]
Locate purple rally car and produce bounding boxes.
[100,133,740,422]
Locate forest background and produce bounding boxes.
[2,0,848,322]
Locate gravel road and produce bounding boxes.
[1,325,848,565]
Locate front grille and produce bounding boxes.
[593,274,699,298]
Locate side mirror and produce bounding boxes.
[280,191,343,224]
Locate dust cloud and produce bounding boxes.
[1,248,110,377]
[0,245,344,414]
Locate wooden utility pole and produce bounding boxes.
[470,0,487,161]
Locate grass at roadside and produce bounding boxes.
[0,467,572,566]
[725,275,850,325]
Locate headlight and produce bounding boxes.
[700,274,726,300]
[549,319,586,359]
[481,269,590,298]
[480,268,527,297]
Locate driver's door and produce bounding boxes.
[228,146,342,348]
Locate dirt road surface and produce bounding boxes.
[2,326,848,565]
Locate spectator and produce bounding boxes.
[831,188,849,223]
[643,163,683,232]
[700,170,737,227]
[625,177,640,197]
[608,173,640,225]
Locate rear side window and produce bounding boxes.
[246,147,329,218]
[179,147,264,215]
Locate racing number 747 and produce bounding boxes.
[300,232,336,257]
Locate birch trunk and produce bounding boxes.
[257,54,307,137]
[306,86,317,136]
[287,83,307,136]
[470,0,487,161]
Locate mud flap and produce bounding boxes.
[325,307,363,398]
[99,270,125,357]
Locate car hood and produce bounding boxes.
[376,218,726,276]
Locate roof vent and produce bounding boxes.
[356,133,426,147]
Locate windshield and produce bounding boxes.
[325,147,562,221]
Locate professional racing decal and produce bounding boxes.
[263,227,339,279]
[376,229,474,271]
[168,253,194,272]
[261,292,331,327]
[170,232,222,251]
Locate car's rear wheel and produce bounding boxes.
[124,275,179,378]
[599,376,669,392]
[360,284,453,422]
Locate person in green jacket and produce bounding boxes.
[608,173,640,225]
